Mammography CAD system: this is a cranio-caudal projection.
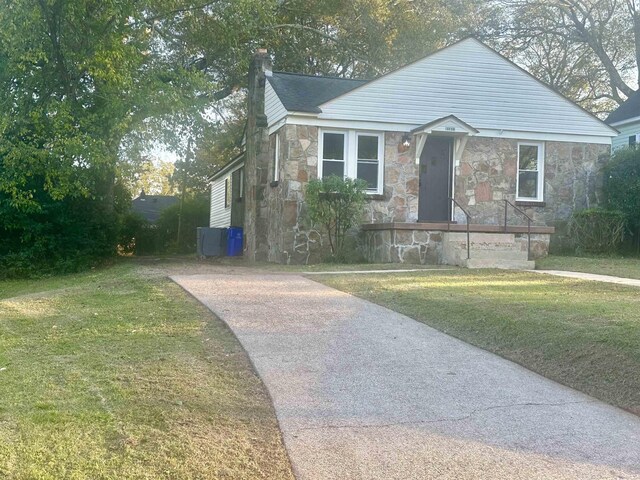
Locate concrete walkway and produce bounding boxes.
[532,269,640,287]
[172,274,640,480]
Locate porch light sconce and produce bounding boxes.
[398,133,412,153]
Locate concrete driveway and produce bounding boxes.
[172,273,640,480]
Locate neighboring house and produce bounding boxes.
[132,190,179,224]
[606,91,640,151]
[210,38,618,266]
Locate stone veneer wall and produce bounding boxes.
[366,132,420,223]
[455,138,610,248]
[263,125,324,264]
[262,127,422,264]
[261,124,609,264]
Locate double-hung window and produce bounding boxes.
[320,131,347,178]
[319,129,384,194]
[516,142,544,202]
[356,133,381,192]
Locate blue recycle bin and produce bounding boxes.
[226,227,243,257]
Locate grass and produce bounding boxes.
[134,254,450,273]
[316,269,640,416]
[0,264,293,479]
[537,254,640,280]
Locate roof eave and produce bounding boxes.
[208,152,246,182]
[608,115,640,129]
[283,109,321,115]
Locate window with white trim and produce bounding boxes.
[356,133,381,191]
[320,131,346,178]
[319,129,384,194]
[630,134,639,147]
[516,142,544,201]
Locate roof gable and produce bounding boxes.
[318,38,616,138]
[411,115,479,135]
[606,90,640,125]
[267,72,367,114]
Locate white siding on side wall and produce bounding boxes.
[612,120,640,151]
[265,80,287,127]
[209,178,230,228]
[319,38,616,140]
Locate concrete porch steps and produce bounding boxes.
[443,232,533,270]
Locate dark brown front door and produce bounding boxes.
[418,136,453,222]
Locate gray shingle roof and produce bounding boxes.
[267,72,368,113]
[132,193,179,223]
[607,90,640,125]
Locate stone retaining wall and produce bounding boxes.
[360,229,444,264]
[360,228,551,265]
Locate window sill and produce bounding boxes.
[515,200,545,207]
[365,193,385,201]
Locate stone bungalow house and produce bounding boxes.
[606,90,640,151]
[209,38,618,267]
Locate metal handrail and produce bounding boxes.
[448,197,472,260]
[504,200,533,260]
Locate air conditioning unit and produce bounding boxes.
[197,227,227,257]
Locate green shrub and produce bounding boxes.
[305,176,367,259]
[133,224,164,256]
[604,147,640,253]
[568,208,626,254]
[0,181,129,279]
[604,147,640,228]
[118,212,147,254]
[119,195,210,256]
[156,195,210,254]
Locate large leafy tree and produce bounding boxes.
[0,0,213,274]
[271,0,501,77]
[492,0,639,112]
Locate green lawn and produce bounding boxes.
[317,269,640,416]
[0,264,293,479]
[140,255,451,273]
[537,255,640,280]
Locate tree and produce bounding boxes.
[124,158,177,196]
[493,0,639,112]
[0,0,209,275]
[261,0,501,78]
[172,93,246,196]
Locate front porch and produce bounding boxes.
[360,222,555,269]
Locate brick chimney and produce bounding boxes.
[244,49,272,261]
